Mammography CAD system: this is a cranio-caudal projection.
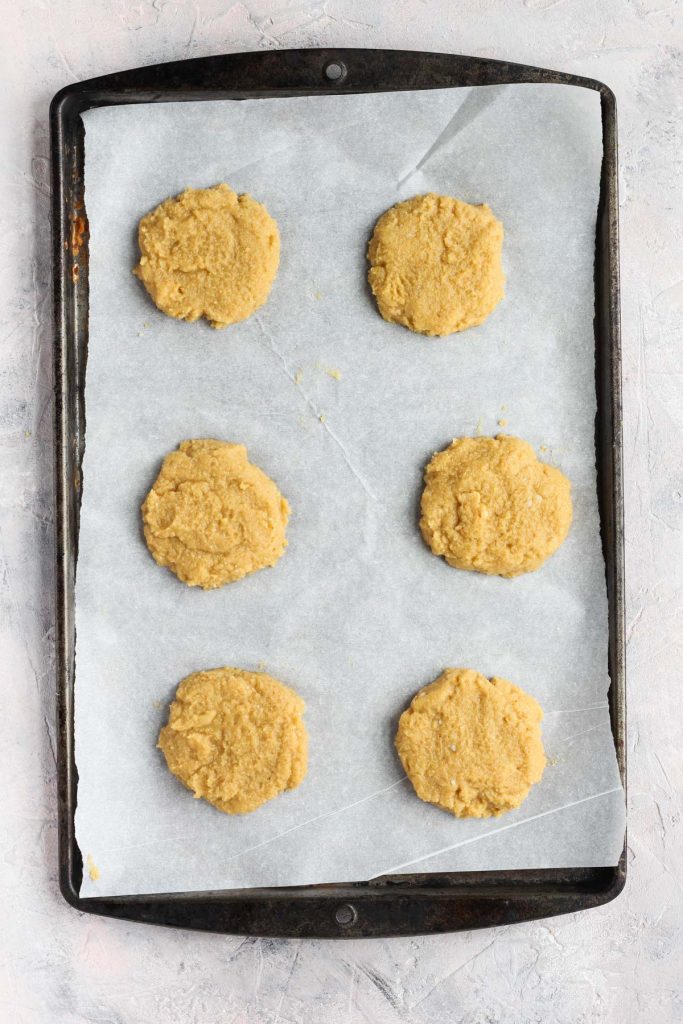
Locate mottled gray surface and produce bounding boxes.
[1,1,681,1021]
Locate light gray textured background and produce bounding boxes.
[1,1,681,1021]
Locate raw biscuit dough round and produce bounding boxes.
[133,183,280,328]
[142,439,290,589]
[158,667,308,814]
[420,435,572,577]
[396,668,546,818]
[367,193,504,336]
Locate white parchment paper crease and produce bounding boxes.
[76,85,625,897]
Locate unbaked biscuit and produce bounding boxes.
[158,668,308,814]
[134,184,280,328]
[396,668,545,818]
[420,435,572,577]
[367,193,504,336]
[142,439,289,589]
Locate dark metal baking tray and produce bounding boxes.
[51,47,625,937]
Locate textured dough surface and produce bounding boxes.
[158,668,308,814]
[133,184,280,328]
[142,439,289,589]
[367,193,504,336]
[420,435,572,577]
[396,668,546,818]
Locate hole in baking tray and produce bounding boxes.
[335,902,357,926]
[324,61,347,83]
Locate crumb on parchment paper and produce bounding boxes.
[86,854,100,882]
[314,360,343,381]
[294,368,303,386]
[498,418,508,427]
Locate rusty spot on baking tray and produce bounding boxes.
[71,214,86,257]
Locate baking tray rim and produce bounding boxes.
[51,46,625,938]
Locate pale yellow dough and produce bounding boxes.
[396,668,546,818]
[133,184,280,328]
[142,439,289,589]
[158,668,308,814]
[367,193,504,336]
[420,435,572,577]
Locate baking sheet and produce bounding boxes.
[76,84,625,897]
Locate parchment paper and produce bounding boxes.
[76,85,625,897]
